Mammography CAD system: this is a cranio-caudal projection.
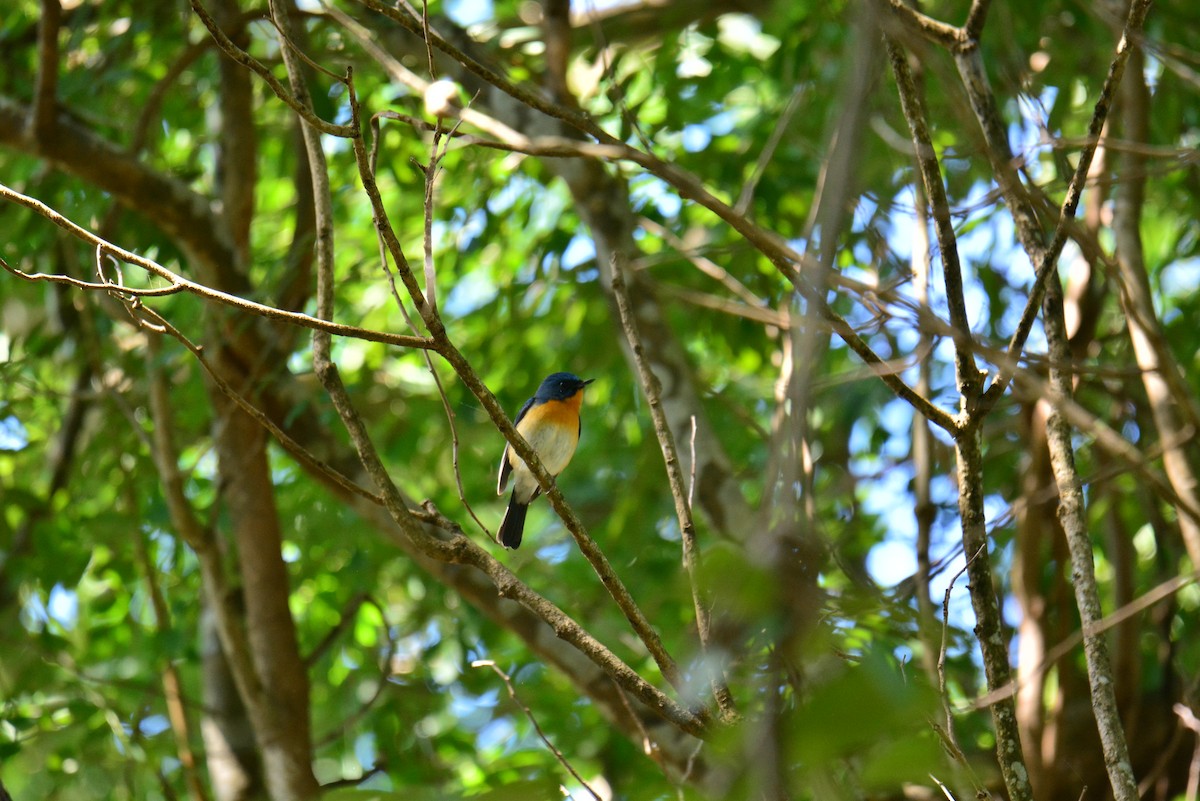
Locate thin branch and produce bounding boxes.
[346,81,691,706]
[909,148,940,686]
[0,183,433,350]
[415,126,492,538]
[304,592,369,668]
[1008,378,1200,532]
[938,544,985,774]
[637,217,765,308]
[133,523,212,801]
[879,0,963,48]
[611,256,736,721]
[735,84,806,215]
[654,282,789,328]
[189,0,356,137]
[970,571,1200,710]
[954,427,1035,801]
[886,36,981,400]
[1173,704,1200,801]
[1042,115,1140,801]
[419,121,457,315]
[973,0,1153,413]
[314,596,401,747]
[1110,42,1200,566]
[473,661,603,801]
[351,0,960,436]
[132,38,211,152]
[143,305,384,506]
[962,0,992,41]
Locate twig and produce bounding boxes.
[345,81,691,702]
[886,37,981,400]
[189,0,355,137]
[1173,704,1200,801]
[610,678,674,781]
[637,217,765,308]
[962,0,992,40]
[352,0,961,436]
[0,185,434,350]
[414,121,492,538]
[954,428,1034,801]
[879,0,963,48]
[939,544,983,757]
[610,257,735,720]
[133,522,212,801]
[654,282,789,328]
[972,0,1154,414]
[419,0,437,79]
[304,592,369,667]
[1110,42,1200,567]
[473,661,602,801]
[972,571,1199,711]
[141,304,384,506]
[930,543,993,799]
[315,596,401,747]
[1037,24,1143,800]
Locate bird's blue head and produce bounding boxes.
[534,372,594,401]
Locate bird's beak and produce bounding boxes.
[582,378,595,386]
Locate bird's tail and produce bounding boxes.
[497,494,529,549]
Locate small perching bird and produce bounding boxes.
[496,372,593,549]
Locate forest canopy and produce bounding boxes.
[1,0,1199,800]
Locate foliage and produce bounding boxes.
[2,0,1199,800]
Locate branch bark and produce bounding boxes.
[954,426,1036,801]
[1042,267,1140,801]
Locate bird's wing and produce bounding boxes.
[497,396,536,494]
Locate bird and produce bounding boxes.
[496,372,594,549]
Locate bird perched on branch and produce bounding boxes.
[496,372,593,549]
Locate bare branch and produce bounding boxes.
[0,183,433,350]
[971,571,1199,710]
[611,256,736,721]
[474,661,603,801]
[1042,272,1140,801]
[189,0,356,138]
[973,0,1153,412]
[879,0,963,48]
[886,36,981,399]
[132,517,213,801]
[955,426,1035,801]
[962,0,992,40]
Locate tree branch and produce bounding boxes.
[28,0,62,140]
[1041,264,1140,801]
[886,35,981,400]
[189,0,355,138]
[968,0,1153,412]
[0,184,433,350]
[611,255,737,721]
